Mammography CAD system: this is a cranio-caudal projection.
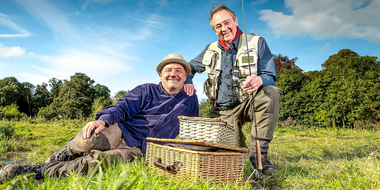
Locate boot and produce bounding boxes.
[45,136,75,163]
[249,155,276,175]
[0,163,46,183]
[45,145,73,163]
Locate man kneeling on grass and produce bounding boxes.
[0,53,199,183]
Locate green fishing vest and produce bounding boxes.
[202,34,261,103]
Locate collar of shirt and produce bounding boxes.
[218,35,240,52]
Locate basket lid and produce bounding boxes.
[146,137,248,153]
[177,116,235,130]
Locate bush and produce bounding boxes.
[0,122,15,139]
[0,104,26,121]
[38,105,58,120]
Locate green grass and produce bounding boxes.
[1,120,379,189]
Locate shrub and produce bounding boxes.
[0,104,26,121]
[0,122,15,139]
[38,105,58,120]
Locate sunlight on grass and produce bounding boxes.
[1,120,379,189]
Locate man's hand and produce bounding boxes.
[184,84,197,96]
[82,120,106,139]
[242,75,263,93]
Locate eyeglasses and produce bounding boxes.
[214,19,233,31]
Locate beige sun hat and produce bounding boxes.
[156,53,191,76]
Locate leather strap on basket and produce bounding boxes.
[154,157,183,172]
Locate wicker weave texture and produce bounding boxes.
[178,116,235,146]
[146,142,244,184]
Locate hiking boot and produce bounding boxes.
[45,145,74,163]
[0,163,46,183]
[249,156,276,175]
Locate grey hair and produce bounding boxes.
[209,4,237,30]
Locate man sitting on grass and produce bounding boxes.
[0,53,199,183]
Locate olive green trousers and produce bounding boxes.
[209,86,282,158]
[43,124,141,177]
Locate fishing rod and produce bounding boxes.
[241,0,263,181]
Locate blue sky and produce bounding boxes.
[1,0,379,101]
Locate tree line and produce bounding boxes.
[275,49,379,128]
[1,49,379,128]
[0,73,129,120]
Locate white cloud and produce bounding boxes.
[20,73,51,85]
[250,0,268,6]
[157,0,168,7]
[31,50,129,79]
[0,13,31,38]
[0,44,26,57]
[259,0,380,42]
[320,43,330,51]
[15,0,78,39]
[13,0,172,87]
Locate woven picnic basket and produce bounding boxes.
[178,116,235,146]
[145,138,248,185]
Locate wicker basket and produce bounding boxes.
[145,138,247,185]
[178,116,235,146]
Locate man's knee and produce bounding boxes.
[67,131,112,156]
[67,124,123,156]
[263,86,282,102]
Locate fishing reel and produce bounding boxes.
[232,66,240,89]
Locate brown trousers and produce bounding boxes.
[210,86,282,157]
[43,124,142,177]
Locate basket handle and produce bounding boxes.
[154,157,183,172]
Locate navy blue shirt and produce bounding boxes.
[185,35,276,107]
[95,82,199,153]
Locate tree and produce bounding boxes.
[276,67,311,124]
[112,90,130,104]
[48,77,63,101]
[0,77,21,106]
[38,73,112,120]
[273,54,298,79]
[93,84,111,99]
[91,96,113,118]
[19,82,35,116]
[34,83,51,111]
[199,99,212,118]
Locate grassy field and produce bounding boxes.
[0,119,379,189]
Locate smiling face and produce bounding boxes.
[211,9,238,45]
[159,63,187,94]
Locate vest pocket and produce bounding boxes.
[237,48,257,77]
[202,50,219,74]
[203,78,216,99]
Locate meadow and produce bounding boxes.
[0,119,379,189]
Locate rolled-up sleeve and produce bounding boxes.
[257,37,277,86]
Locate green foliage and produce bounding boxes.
[112,90,130,104]
[199,98,212,118]
[1,120,380,189]
[0,77,21,106]
[37,104,59,120]
[273,54,298,79]
[278,49,380,128]
[36,73,111,120]
[0,122,15,139]
[91,96,113,118]
[0,104,27,121]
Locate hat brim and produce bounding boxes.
[156,58,191,76]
